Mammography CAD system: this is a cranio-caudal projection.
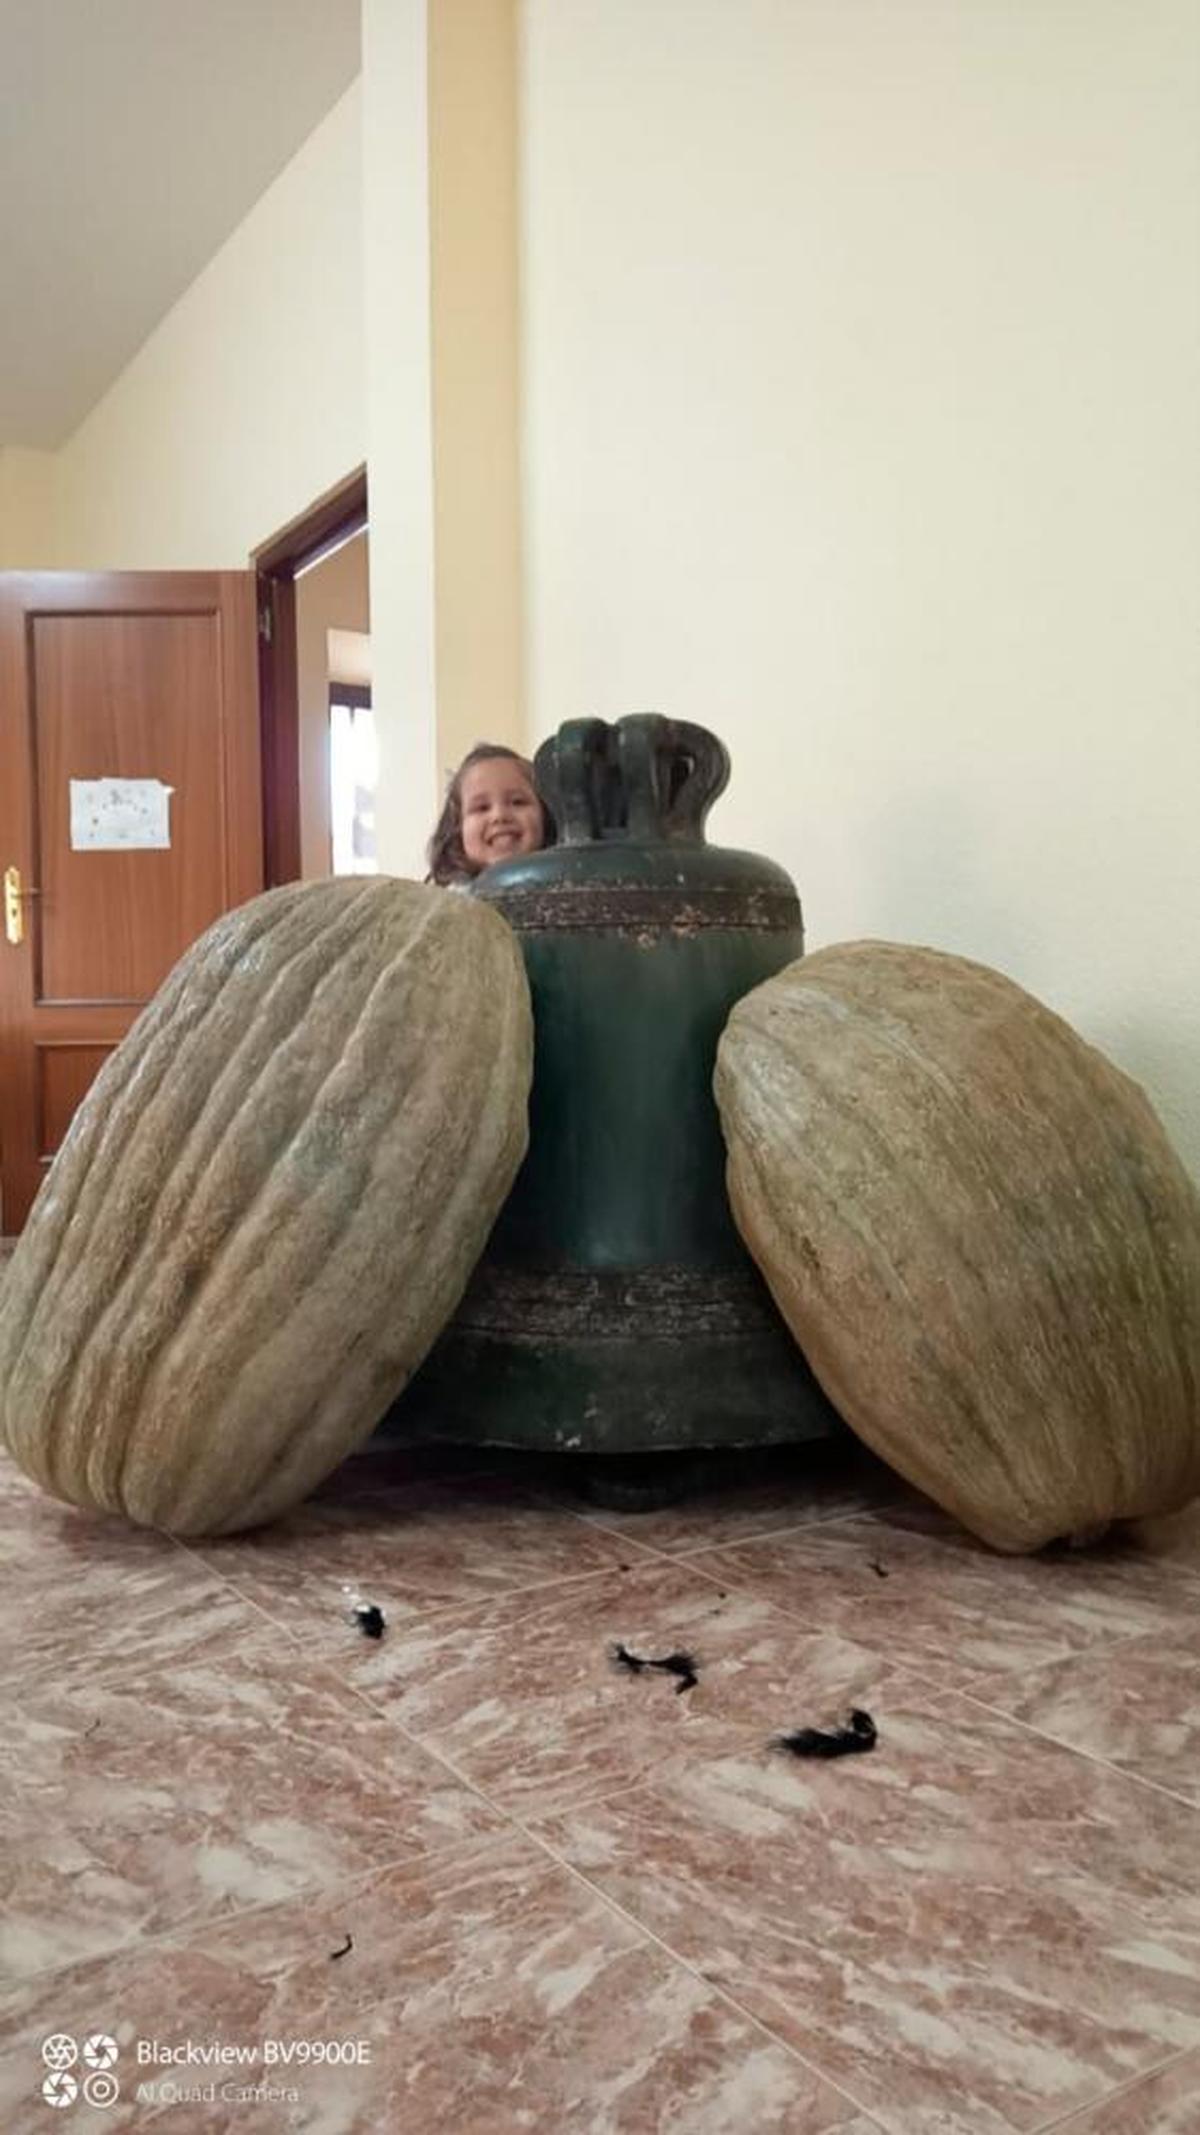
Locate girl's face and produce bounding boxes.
[459,758,545,871]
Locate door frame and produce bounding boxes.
[253,466,368,887]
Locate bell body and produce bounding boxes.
[400,718,838,1454]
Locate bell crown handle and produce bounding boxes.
[534,715,730,847]
[533,719,614,845]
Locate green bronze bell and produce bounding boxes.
[401,714,838,1463]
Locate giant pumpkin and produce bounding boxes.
[715,941,1200,1552]
[0,878,532,1535]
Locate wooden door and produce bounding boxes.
[0,572,263,1232]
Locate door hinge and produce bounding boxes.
[258,602,273,645]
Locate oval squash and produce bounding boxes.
[715,941,1200,1551]
[0,878,532,1535]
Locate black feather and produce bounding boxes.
[611,1642,699,1693]
[773,1709,877,1759]
[612,1641,647,1673]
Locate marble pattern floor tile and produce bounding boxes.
[1038,2045,1200,2131]
[346,1554,962,1818]
[535,1687,1200,2135]
[563,1443,916,1557]
[1118,1496,1200,1574]
[0,1634,503,1985]
[0,1450,157,1542]
[0,1835,881,2134]
[863,1493,1200,1603]
[861,1501,1200,1664]
[679,1511,1200,1681]
[4,1432,1200,2133]
[182,1471,654,1649]
[0,1484,252,1699]
[966,1624,1200,1808]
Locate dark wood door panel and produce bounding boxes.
[37,1043,117,1157]
[1,571,263,1232]
[34,611,227,1002]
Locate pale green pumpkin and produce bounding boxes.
[0,877,532,1535]
[716,941,1200,1552]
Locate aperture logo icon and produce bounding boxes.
[39,2033,120,2110]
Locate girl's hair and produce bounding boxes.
[425,742,556,886]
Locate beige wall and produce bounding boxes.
[51,83,365,569]
[294,532,371,879]
[520,0,1200,1174]
[429,0,524,777]
[362,0,524,876]
[329,627,372,687]
[361,0,439,877]
[0,449,59,566]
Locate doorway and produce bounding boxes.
[295,534,373,878]
[0,570,262,1231]
[254,466,370,885]
[0,474,371,1234]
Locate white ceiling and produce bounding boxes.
[0,0,360,448]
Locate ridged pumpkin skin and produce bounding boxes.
[0,879,532,1535]
[715,941,1200,1552]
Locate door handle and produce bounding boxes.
[4,866,40,947]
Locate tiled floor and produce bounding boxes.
[2,1420,1200,2134]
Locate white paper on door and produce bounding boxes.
[69,778,174,851]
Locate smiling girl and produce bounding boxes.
[425,743,555,887]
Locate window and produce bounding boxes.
[329,686,378,874]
